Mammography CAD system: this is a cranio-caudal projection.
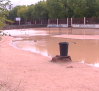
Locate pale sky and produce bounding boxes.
[10,0,44,6]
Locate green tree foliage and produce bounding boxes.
[59,0,74,18]
[8,5,21,20]
[85,0,99,17]
[33,1,48,20]
[27,4,35,21]
[46,0,63,19]
[17,5,28,22]
[46,0,74,19]
[7,0,99,22]
[67,0,99,17]
[0,0,12,28]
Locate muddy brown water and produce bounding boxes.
[11,34,99,65]
[3,28,99,66]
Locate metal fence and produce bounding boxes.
[7,20,48,25]
[58,19,67,24]
[72,17,99,24]
[6,17,99,25]
[72,18,84,24]
[49,19,57,24]
[86,18,99,24]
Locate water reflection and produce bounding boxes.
[11,35,99,65]
[3,29,48,36]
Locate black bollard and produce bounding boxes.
[59,42,69,56]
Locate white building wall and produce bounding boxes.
[72,24,99,28]
[47,24,68,27]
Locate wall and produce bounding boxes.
[2,24,47,30]
[47,24,68,27]
[71,24,99,28]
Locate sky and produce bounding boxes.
[10,0,43,7]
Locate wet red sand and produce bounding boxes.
[0,36,99,91]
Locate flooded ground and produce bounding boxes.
[11,35,99,65]
[3,28,99,66]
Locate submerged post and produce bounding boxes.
[35,20,36,25]
[67,18,68,27]
[48,19,50,34]
[71,18,72,26]
[57,18,58,27]
[84,17,86,25]
[59,42,68,56]
[51,42,72,62]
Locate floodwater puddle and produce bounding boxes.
[11,34,99,67]
[3,29,99,67]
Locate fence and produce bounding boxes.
[72,17,99,24]
[7,20,48,25]
[72,18,84,24]
[86,18,99,24]
[6,17,99,26]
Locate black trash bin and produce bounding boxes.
[59,42,69,56]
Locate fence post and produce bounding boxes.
[84,17,86,35]
[71,18,72,26]
[19,20,20,25]
[57,18,58,27]
[48,19,50,34]
[35,20,36,25]
[48,19,50,24]
[33,17,34,24]
[48,19,50,27]
[67,18,68,27]
[84,17,86,25]
[41,20,42,24]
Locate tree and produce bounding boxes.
[6,0,99,22]
[27,4,35,21]
[46,0,73,19]
[8,5,21,20]
[59,0,74,18]
[46,0,63,19]
[0,0,12,29]
[33,1,48,20]
[67,0,99,18]
[17,5,28,22]
[84,0,99,17]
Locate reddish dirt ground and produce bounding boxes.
[0,36,99,91]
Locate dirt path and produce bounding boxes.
[0,36,99,91]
